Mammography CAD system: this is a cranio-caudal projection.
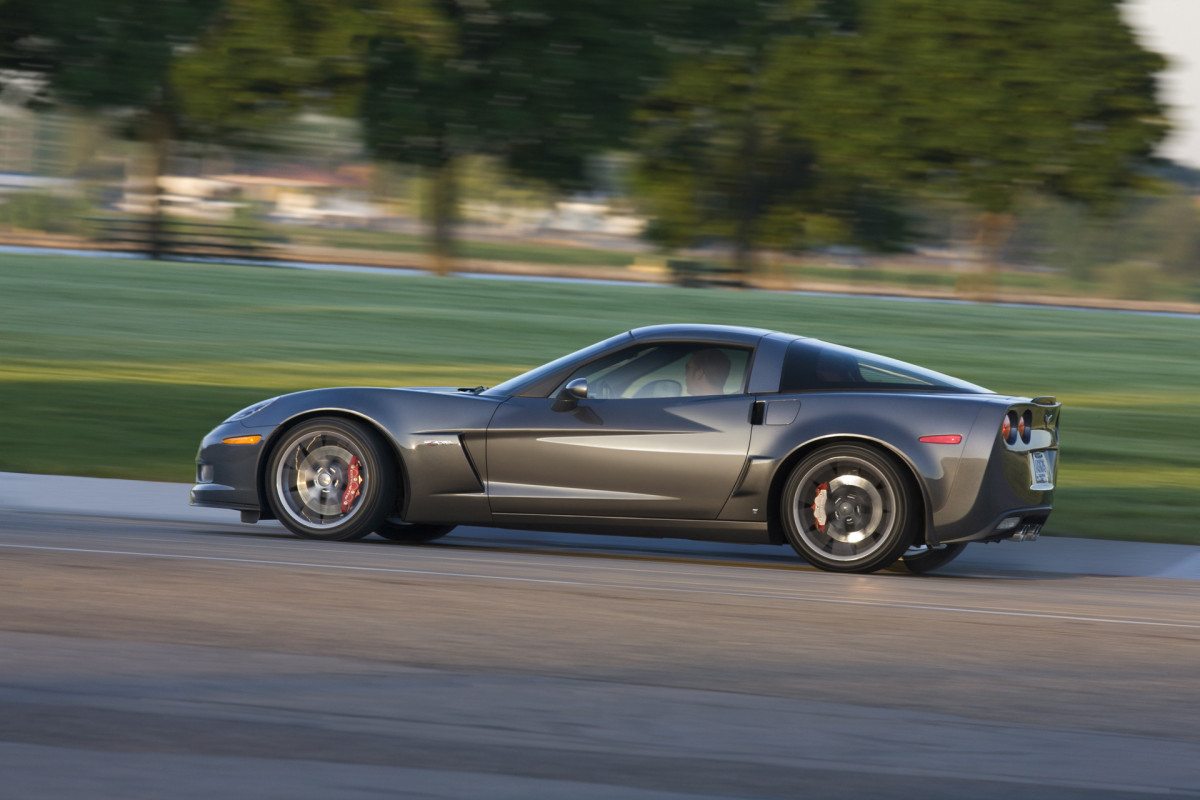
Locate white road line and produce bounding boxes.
[6,541,1200,631]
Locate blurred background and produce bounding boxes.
[0,0,1196,299]
[4,8,1198,796]
[1,0,1197,542]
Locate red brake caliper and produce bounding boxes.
[811,482,829,533]
[341,456,363,513]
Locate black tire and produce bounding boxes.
[266,417,396,541]
[375,521,456,543]
[780,444,919,573]
[895,542,968,574]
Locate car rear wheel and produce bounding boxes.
[895,542,968,574]
[781,444,918,573]
[375,521,456,543]
[266,417,396,541]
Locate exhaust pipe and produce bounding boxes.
[1007,524,1043,542]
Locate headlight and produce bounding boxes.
[224,397,277,423]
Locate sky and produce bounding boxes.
[1124,0,1200,168]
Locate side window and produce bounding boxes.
[780,340,981,392]
[675,347,749,397]
[559,344,751,399]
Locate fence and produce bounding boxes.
[89,217,274,262]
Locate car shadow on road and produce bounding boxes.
[188,520,1085,582]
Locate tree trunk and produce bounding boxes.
[964,211,1017,300]
[428,156,456,277]
[731,210,758,278]
[731,91,762,280]
[976,211,1016,270]
[143,107,173,261]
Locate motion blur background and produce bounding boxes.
[1,0,1197,542]
[1,0,1197,295]
[5,9,1200,799]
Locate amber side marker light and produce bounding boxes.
[222,435,263,445]
[919,434,963,445]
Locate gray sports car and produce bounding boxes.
[192,324,1059,574]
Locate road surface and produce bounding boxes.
[2,497,1198,798]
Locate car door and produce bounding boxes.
[485,342,755,519]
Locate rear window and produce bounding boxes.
[779,340,988,394]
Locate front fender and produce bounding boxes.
[243,387,503,524]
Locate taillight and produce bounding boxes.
[1001,411,1018,444]
[1019,410,1032,444]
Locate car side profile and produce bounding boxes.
[192,324,1060,573]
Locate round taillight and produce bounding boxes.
[998,412,1017,443]
[1019,411,1032,444]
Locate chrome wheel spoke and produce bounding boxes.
[793,455,897,562]
[277,435,367,529]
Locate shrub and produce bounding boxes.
[0,191,92,235]
[1099,261,1162,301]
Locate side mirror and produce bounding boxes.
[552,378,588,411]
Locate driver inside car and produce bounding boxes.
[684,348,731,396]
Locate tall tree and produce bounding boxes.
[784,0,1170,272]
[360,1,662,274]
[632,0,906,276]
[0,0,223,255]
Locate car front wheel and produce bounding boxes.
[266,417,396,541]
[781,444,918,573]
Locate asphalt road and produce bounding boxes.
[3,507,1199,799]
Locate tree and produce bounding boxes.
[359,1,663,274]
[632,0,909,276]
[784,0,1170,274]
[169,0,448,143]
[0,0,223,255]
[1012,179,1200,283]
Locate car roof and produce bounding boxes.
[629,323,800,346]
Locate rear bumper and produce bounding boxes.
[939,506,1052,544]
[930,433,1056,545]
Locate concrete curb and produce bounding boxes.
[2,472,1198,580]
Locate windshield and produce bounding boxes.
[483,332,633,398]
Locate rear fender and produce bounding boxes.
[764,434,935,546]
[727,393,994,546]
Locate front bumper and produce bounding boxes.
[190,421,270,518]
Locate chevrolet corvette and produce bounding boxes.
[192,324,1060,573]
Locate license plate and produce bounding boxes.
[1029,451,1053,491]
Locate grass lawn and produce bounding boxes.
[1,253,1196,544]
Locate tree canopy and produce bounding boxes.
[789,0,1169,214]
[634,0,1170,274]
[168,0,448,142]
[2,0,1173,275]
[0,0,221,111]
[632,0,911,272]
[359,1,667,271]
